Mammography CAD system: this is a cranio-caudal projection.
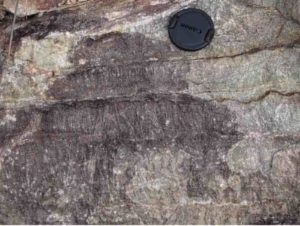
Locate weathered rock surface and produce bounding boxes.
[0,0,299,224]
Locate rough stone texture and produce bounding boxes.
[0,0,4,20]
[0,0,299,224]
[3,0,76,17]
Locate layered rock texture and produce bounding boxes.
[0,0,299,224]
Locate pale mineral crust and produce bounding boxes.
[0,0,299,224]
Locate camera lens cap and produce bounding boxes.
[168,8,215,51]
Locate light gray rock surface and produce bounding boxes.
[0,0,299,224]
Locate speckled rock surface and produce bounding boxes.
[0,0,299,224]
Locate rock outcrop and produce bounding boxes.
[0,0,299,224]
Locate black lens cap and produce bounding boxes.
[168,8,215,51]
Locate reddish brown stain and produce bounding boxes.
[36,0,64,10]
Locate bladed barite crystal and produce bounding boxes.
[0,0,300,224]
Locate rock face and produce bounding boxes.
[0,0,299,224]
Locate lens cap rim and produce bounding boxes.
[168,8,215,51]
